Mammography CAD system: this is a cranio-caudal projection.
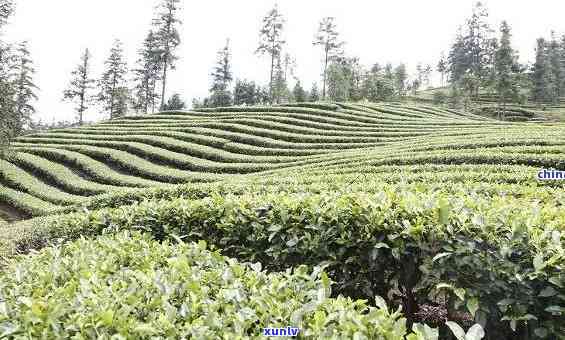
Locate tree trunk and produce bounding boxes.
[161,61,168,110]
[269,51,275,104]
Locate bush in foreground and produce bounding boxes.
[0,231,441,339]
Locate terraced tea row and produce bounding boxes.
[2,103,564,221]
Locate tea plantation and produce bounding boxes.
[1,102,564,339]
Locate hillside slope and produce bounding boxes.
[1,102,564,221]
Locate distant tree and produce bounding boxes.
[532,38,552,104]
[394,64,408,96]
[210,39,233,107]
[98,39,128,119]
[494,21,521,116]
[310,82,320,102]
[257,85,271,105]
[132,31,161,114]
[12,41,37,135]
[437,53,448,87]
[153,0,182,109]
[362,66,395,102]
[293,80,306,102]
[256,5,285,104]
[327,61,350,101]
[162,93,186,110]
[448,2,495,97]
[548,32,563,100]
[234,79,258,105]
[423,64,433,87]
[313,17,344,100]
[272,56,289,103]
[281,52,296,82]
[63,48,95,125]
[0,0,14,28]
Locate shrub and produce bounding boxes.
[0,231,432,339]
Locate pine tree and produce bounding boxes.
[256,5,285,103]
[313,17,344,99]
[210,39,233,107]
[162,93,186,110]
[153,0,181,109]
[132,31,161,114]
[494,21,520,116]
[437,53,448,87]
[63,49,95,125]
[548,32,563,101]
[12,41,37,135]
[532,38,552,104]
[234,79,258,106]
[272,56,289,104]
[394,64,408,96]
[310,83,320,102]
[0,0,14,28]
[0,42,15,155]
[98,39,128,119]
[293,80,306,102]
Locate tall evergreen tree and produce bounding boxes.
[12,41,37,135]
[153,0,181,109]
[310,82,320,102]
[210,39,233,107]
[532,38,552,104]
[63,49,95,125]
[272,56,289,104]
[494,21,520,115]
[98,39,128,119]
[548,32,563,101]
[394,64,408,96]
[234,79,258,106]
[437,53,448,87]
[132,31,161,114]
[313,17,344,99]
[256,5,285,103]
[0,0,14,28]
[293,80,306,102]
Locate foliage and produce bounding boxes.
[313,17,344,99]
[256,4,285,103]
[234,79,258,106]
[63,49,95,125]
[152,0,182,108]
[132,31,161,114]
[161,93,186,110]
[97,39,129,119]
[209,39,233,107]
[0,230,440,339]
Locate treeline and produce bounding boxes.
[63,0,185,124]
[0,0,37,154]
[196,7,435,108]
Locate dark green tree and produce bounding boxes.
[234,79,258,105]
[272,56,289,103]
[292,80,306,102]
[210,39,233,107]
[494,21,521,116]
[437,53,448,87]
[532,38,552,104]
[0,0,14,28]
[12,41,37,135]
[313,17,344,99]
[63,48,95,125]
[132,31,161,114]
[98,39,128,119]
[153,0,182,109]
[256,5,285,103]
[394,64,408,96]
[548,32,563,100]
[310,82,320,102]
[162,93,186,110]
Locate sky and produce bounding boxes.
[3,0,565,123]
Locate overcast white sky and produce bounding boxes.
[3,0,565,123]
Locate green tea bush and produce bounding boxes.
[0,231,433,339]
[3,191,563,337]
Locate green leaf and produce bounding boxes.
[465,324,485,340]
[544,305,565,313]
[538,286,557,297]
[374,296,388,311]
[432,252,452,262]
[445,321,465,340]
[533,254,545,271]
[466,298,479,318]
[534,327,549,338]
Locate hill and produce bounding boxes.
[1,102,565,337]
